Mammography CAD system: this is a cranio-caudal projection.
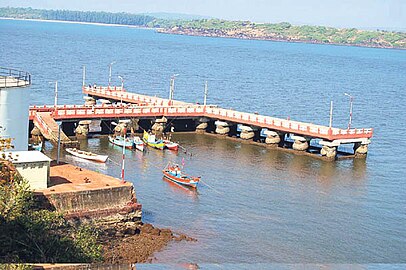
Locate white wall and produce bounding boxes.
[0,87,29,151]
[15,161,49,190]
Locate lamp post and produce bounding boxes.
[108,61,116,87]
[118,76,124,106]
[169,74,179,101]
[204,81,208,106]
[344,93,353,129]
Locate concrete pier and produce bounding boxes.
[75,120,91,139]
[215,121,230,135]
[319,140,339,159]
[354,140,370,158]
[35,162,142,222]
[195,117,209,133]
[292,135,310,151]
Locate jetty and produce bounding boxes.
[28,85,373,160]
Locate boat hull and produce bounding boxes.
[162,170,199,188]
[164,140,179,151]
[65,148,108,163]
[109,135,133,149]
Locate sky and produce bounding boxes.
[1,0,405,30]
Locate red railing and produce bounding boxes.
[29,104,373,141]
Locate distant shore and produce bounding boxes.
[156,27,406,50]
[2,17,404,50]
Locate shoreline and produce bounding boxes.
[157,28,406,51]
[1,17,404,51]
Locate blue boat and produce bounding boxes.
[108,135,133,149]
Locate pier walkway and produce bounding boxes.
[33,111,79,148]
[28,85,373,159]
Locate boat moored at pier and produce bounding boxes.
[65,148,108,163]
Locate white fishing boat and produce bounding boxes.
[65,148,108,163]
[133,136,145,152]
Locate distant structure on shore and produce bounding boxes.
[0,66,31,150]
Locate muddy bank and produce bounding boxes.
[99,223,196,263]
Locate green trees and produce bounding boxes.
[0,136,102,263]
[0,7,405,48]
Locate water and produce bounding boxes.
[1,19,406,264]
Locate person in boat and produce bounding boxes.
[169,164,181,176]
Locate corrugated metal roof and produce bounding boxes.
[1,151,52,163]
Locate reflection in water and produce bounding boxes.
[43,133,404,264]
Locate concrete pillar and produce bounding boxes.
[114,122,128,137]
[30,126,44,144]
[319,140,339,160]
[84,96,96,106]
[215,121,230,135]
[75,120,91,139]
[264,130,283,146]
[196,117,209,133]
[354,141,370,158]
[292,135,309,151]
[238,125,255,140]
[152,117,167,134]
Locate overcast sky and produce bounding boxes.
[1,0,405,29]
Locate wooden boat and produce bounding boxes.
[109,135,133,149]
[65,148,108,163]
[163,140,179,151]
[143,131,165,150]
[133,136,145,152]
[162,163,200,189]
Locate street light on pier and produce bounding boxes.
[169,74,179,101]
[108,61,116,87]
[344,93,353,129]
[118,76,124,106]
[118,75,124,89]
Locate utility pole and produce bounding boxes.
[344,93,353,129]
[82,65,86,87]
[169,74,179,102]
[108,61,116,87]
[57,122,61,165]
[329,100,333,129]
[204,81,208,106]
[54,81,58,110]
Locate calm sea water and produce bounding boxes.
[1,19,406,265]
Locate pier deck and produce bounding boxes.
[28,85,373,159]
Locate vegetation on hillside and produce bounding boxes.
[0,7,405,49]
[148,19,406,49]
[0,135,102,263]
[0,7,154,26]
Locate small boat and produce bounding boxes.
[163,140,179,151]
[65,148,108,163]
[133,136,145,152]
[143,131,165,150]
[109,135,133,149]
[162,163,200,189]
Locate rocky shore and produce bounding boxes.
[157,27,406,50]
[99,223,196,263]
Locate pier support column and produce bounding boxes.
[114,122,128,137]
[75,120,91,139]
[354,140,370,158]
[319,140,339,160]
[238,125,255,140]
[215,121,230,135]
[30,126,44,144]
[84,96,96,106]
[292,135,310,151]
[151,117,167,134]
[264,130,284,147]
[195,117,209,133]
